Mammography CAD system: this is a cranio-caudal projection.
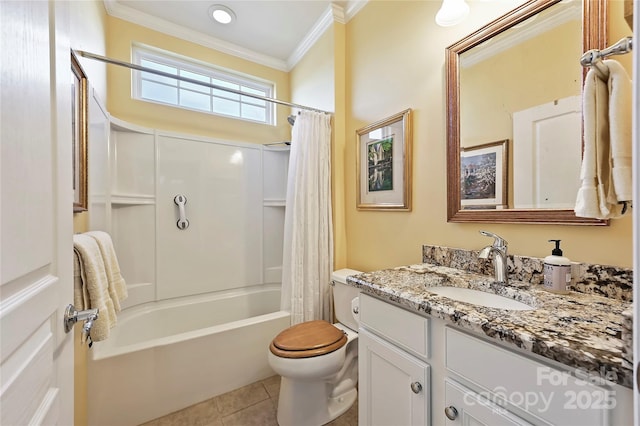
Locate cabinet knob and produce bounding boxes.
[410,381,422,394]
[444,406,458,420]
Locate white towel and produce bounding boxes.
[575,59,632,219]
[73,234,118,341]
[606,60,633,202]
[73,251,89,310]
[85,231,128,311]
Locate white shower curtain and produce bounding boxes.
[281,111,334,325]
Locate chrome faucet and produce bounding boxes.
[478,230,509,284]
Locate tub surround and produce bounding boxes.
[347,248,633,388]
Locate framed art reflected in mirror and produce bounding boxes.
[356,109,412,211]
[71,50,88,212]
[461,139,508,210]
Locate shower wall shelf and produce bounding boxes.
[262,146,289,285]
[111,194,156,206]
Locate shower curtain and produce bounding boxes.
[281,111,334,325]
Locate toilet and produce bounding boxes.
[268,269,362,426]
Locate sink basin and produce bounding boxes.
[427,286,534,311]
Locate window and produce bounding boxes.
[132,46,274,125]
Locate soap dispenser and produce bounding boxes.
[543,240,571,294]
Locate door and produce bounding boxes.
[512,96,582,209]
[359,328,430,426]
[1,1,74,424]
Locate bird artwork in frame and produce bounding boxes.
[356,109,412,211]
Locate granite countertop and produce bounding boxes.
[347,263,633,388]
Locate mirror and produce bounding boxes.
[446,0,608,224]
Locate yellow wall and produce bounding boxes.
[72,214,89,426]
[290,23,349,269]
[71,0,109,102]
[106,16,292,144]
[344,0,633,271]
[291,29,335,112]
[70,2,108,425]
[333,22,348,270]
[460,21,582,147]
[609,0,633,72]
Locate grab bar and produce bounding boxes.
[174,195,190,230]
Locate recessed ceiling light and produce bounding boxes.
[209,4,236,25]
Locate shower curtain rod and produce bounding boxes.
[73,50,332,115]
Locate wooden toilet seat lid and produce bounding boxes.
[270,320,347,358]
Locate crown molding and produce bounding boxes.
[332,3,347,24]
[103,0,289,71]
[461,1,580,68]
[287,4,346,69]
[286,1,368,69]
[104,0,368,72]
[345,0,369,21]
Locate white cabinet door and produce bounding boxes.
[444,379,533,426]
[446,327,614,426]
[359,328,430,426]
[1,1,74,424]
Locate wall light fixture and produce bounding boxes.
[435,0,470,27]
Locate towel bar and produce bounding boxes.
[580,36,633,69]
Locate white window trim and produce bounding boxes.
[132,45,275,125]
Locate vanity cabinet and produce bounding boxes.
[357,293,633,426]
[358,294,431,426]
[444,327,616,426]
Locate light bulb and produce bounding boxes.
[209,5,236,25]
[435,0,470,27]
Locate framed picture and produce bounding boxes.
[356,109,412,211]
[71,51,88,212]
[460,139,508,209]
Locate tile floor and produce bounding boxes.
[140,375,358,426]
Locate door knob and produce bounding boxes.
[64,304,99,346]
[63,304,99,333]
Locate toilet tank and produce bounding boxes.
[331,269,363,331]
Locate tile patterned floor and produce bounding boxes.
[140,375,358,426]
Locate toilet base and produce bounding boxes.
[276,377,357,426]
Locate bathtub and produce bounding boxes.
[87,285,290,426]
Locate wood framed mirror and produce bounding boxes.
[446,0,608,225]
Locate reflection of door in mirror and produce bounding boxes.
[513,96,581,209]
[459,0,581,210]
